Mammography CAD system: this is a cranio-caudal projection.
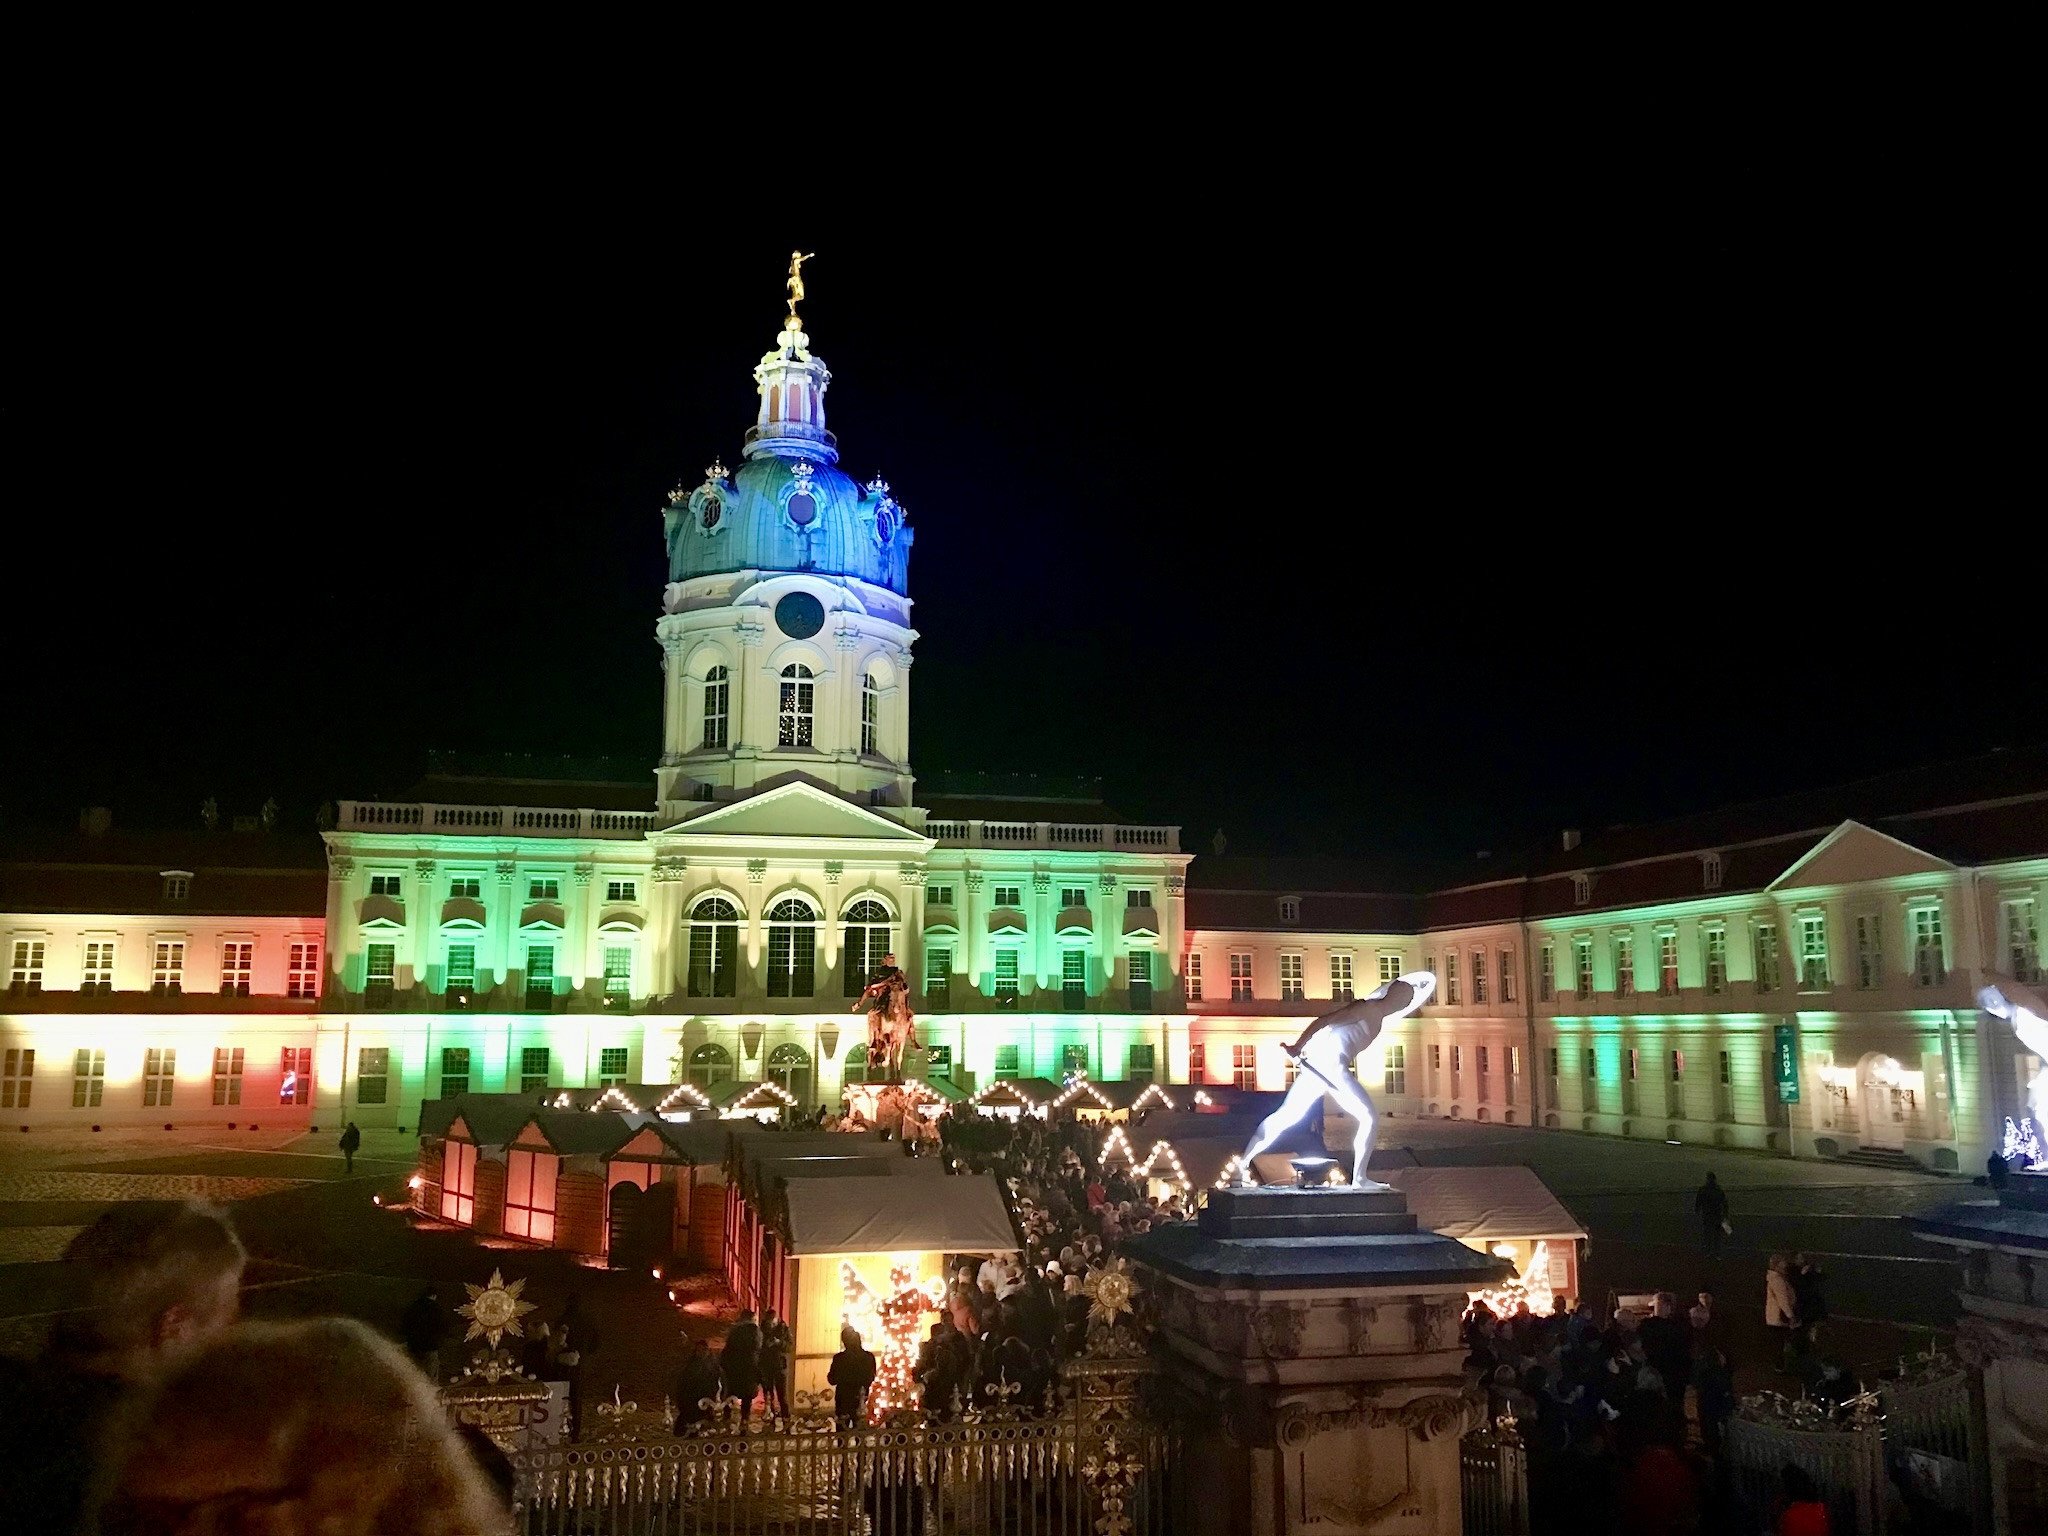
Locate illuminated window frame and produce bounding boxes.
[1229,952,1253,1002]
[9,939,45,992]
[702,665,730,749]
[1278,953,1304,1001]
[1184,951,1203,1002]
[219,940,253,997]
[144,1047,175,1108]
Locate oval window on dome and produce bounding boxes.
[774,592,825,640]
[786,490,817,528]
[700,495,722,531]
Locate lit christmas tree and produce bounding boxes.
[840,1259,945,1422]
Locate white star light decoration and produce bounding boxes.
[456,1268,537,1347]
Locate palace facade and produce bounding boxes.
[4,287,2044,1175]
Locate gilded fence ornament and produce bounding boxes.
[456,1268,535,1348]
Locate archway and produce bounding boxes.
[1857,1052,1907,1150]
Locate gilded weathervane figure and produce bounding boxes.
[786,251,815,319]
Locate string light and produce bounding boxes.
[1130,1083,1175,1113]
[1050,1075,1113,1112]
[968,1081,1043,1118]
[719,1081,798,1120]
[840,1259,945,1421]
[1467,1240,1556,1319]
[656,1084,713,1115]
[589,1087,642,1114]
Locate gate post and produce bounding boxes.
[1128,1185,1514,1535]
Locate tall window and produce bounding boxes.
[279,1046,311,1105]
[764,898,817,997]
[778,664,815,748]
[1753,924,1781,992]
[1279,954,1304,1000]
[365,943,396,1006]
[993,1045,1021,1080]
[598,1046,630,1085]
[1855,914,1882,989]
[440,1046,470,1098]
[144,1047,175,1107]
[1612,934,1634,997]
[924,945,951,1009]
[1444,951,1460,1005]
[1574,939,1594,1000]
[1500,950,1517,1003]
[702,665,729,748]
[1703,927,1728,993]
[152,941,185,994]
[1332,955,1355,1002]
[1702,851,1724,890]
[766,1043,810,1101]
[1719,1050,1731,1086]
[1185,952,1203,1002]
[842,900,892,996]
[503,1148,558,1243]
[1061,1043,1090,1077]
[81,939,115,994]
[1229,952,1253,1002]
[1377,954,1402,983]
[1451,1045,1462,1080]
[287,941,320,999]
[74,1048,105,1108]
[602,945,633,1001]
[1670,1049,1685,1081]
[1232,1043,1257,1090]
[1546,1047,1559,1082]
[1583,1045,1598,1111]
[3,1047,34,1108]
[1798,914,1828,989]
[356,1048,389,1105]
[1128,1044,1156,1084]
[445,944,477,995]
[1384,1043,1407,1096]
[1426,954,1439,997]
[440,1139,477,1224]
[1472,951,1488,1005]
[1912,906,1945,987]
[1063,949,1087,1010]
[520,1046,551,1093]
[1128,951,1153,1009]
[860,672,880,755]
[1538,944,1554,1002]
[10,940,45,992]
[687,1042,733,1088]
[688,897,739,997]
[212,1047,244,1106]
[1188,1041,1206,1081]
[2005,898,2040,983]
[994,949,1020,1000]
[219,941,252,996]
[524,944,556,1009]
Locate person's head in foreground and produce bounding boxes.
[98,1316,510,1535]
[52,1198,245,1381]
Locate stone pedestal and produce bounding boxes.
[1128,1185,1514,1536]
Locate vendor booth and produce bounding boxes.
[1382,1165,1588,1312]
[966,1077,1061,1119]
[1053,1077,1178,1123]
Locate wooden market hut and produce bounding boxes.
[964,1077,1062,1118]
[1382,1166,1589,1306]
[705,1079,802,1123]
[1052,1077,1180,1122]
[720,1131,902,1310]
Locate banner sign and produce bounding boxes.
[1774,1024,1801,1104]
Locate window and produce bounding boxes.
[3,1048,34,1108]
[2005,898,2041,983]
[1059,886,1088,909]
[1855,914,1882,989]
[9,939,45,992]
[1127,1043,1156,1083]
[1430,1042,1441,1073]
[212,1047,244,1106]
[80,939,117,994]
[1173,950,1199,1003]
[369,874,402,897]
[1128,889,1154,909]
[1753,924,1781,992]
[1670,1049,1684,1081]
[280,1047,310,1105]
[928,884,954,907]
[219,941,252,996]
[1332,955,1356,1002]
[1538,944,1555,1002]
[527,878,561,901]
[1128,951,1153,1010]
[842,899,892,997]
[1279,953,1304,1000]
[1500,950,1517,1002]
[1232,1043,1257,1091]
[1583,1046,1598,1109]
[1798,913,1828,989]
[994,1045,1021,1080]
[1701,851,1723,890]
[504,1147,559,1243]
[1703,927,1727,993]
[151,941,185,994]
[441,1139,477,1224]
[440,1046,470,1098]
[688,896,739,997]
[924,945,951,1008]
[1546,1047,1559,1081]
[994,949,1020,1000]
[144,1047,176,1107]
[605,879,638,903]
[1585,1047,1597,1078]
[449,876,483,899]
[702,665,729,749]
[1472,951,1488,1005]
[687,1042,733,1088]
[163,873,191,902]
[1376,954,1401,984]
[1444,951,1460,1005]
[777,663,815,748]
[993,885,1022,908]
[1063,948,1087,1010]
[74,1048,105,1108]
[1426,954,1439,997]
[1451,1045,1462,1077]
[524,944,556,1008]
[356,1047,389,1105]
[287,941,320,999]
[598,1046,630,1085]
[1229,952,1253,1002]
[1612,934,1634,997]
[1572,873,1591,906]
[1912,906,1945,987]
[365,943,396,1007]
[519,1046,551,1093]
[1061,1043,1090,1077]
[1658,932,1679,995]
[1627,1048,1639,1081]
[1477,1045,1489,1076]
[445,944,477,996]
[1384,1043,1407,1096]
[861,672,880,755]
[602,945,633,1001]
[1574,939,1594,999]
[1718,1049,1731,1086]
[1279,896,1300,923]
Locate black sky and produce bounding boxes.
[3,125,2029,861]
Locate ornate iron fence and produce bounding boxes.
[1724,1401,1886,1535]
[1878,1356,1974,1516]
[1459,1422,1530,1535]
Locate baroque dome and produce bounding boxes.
[664,453,913,596]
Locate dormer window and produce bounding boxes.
[1278,896,1301,924]
[1701,851,1724,890]
[1572,874,1591,906]
[161,871,193,903]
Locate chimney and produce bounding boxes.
[1562,829,1581,852]
[79,807,113,835]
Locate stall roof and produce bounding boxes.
[970,1077,1061,1105]
[783,1173,1020,1257]
[1381,1167,1588,1243]
[423,1095,551,1146]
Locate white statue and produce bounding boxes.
[1239,971,1435,1190]
[1980,977,2048,1142]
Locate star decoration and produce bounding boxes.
[457,1269,536,1347]
[1083,1259,1135,1327]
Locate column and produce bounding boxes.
[963,871,985,997]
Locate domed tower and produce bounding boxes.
[654,257,918,821]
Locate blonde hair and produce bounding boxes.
[101,1317,510,1536]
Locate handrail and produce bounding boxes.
[337,801,658,840]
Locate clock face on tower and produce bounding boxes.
[774,592,825,640]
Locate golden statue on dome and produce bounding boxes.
[786,250,815,319]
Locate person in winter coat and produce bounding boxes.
[827,1326,876,1426]
[1765,1255,1800,1369]
[758,1311,792,1419]
[339,1122,362,1174]
[1693,1171,1729,1258]
[675,1339,722,1426]
[1790,1254,1829,1356]
[720,1311,762,1426]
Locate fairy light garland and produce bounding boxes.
[655,1083,713,1115]
[588,1087,642,1114]
[839,1260,945,1421]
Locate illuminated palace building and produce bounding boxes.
[5,289,2048,1178]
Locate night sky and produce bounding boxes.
[4,141,2026,861]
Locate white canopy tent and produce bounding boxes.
[1382,1166,1588,1305]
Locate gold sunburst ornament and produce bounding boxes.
[1083,1260,1135,1327]
[457,1269,536,1347]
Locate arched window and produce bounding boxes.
[702,666,729,749]
[778,664,815,748]
[688,1041,733,1089]
[844,1040,870,1086]
[766,1042,812,1104]
[860,672,880,756]
[688,896,739,997]
[766,897,817,996]
[842,898,894,997]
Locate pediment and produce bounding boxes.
[1767,820,1954,892]
[667,780,930,845]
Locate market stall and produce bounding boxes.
[1381,1165,1588,1311]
